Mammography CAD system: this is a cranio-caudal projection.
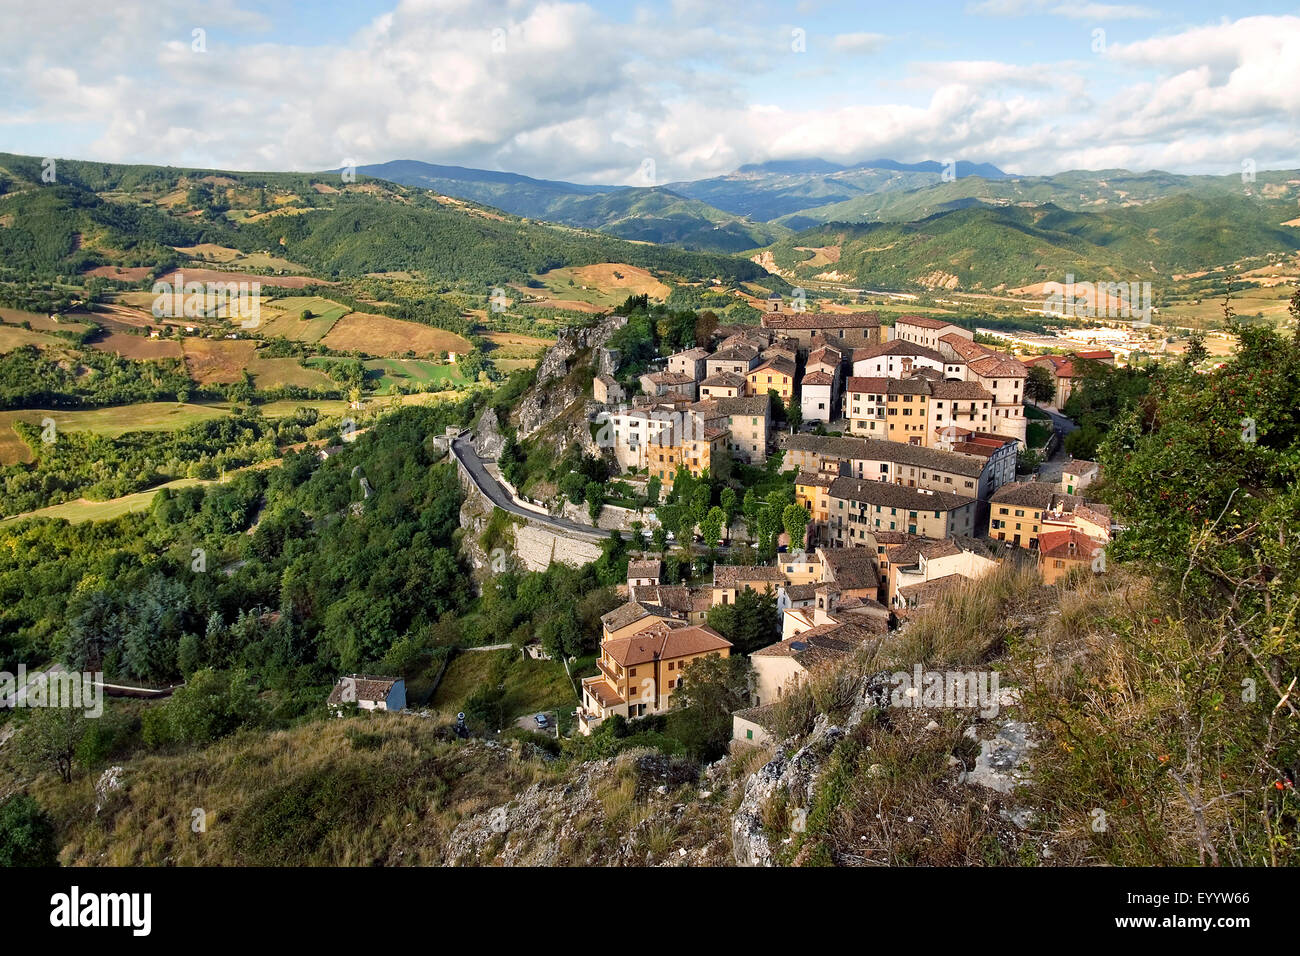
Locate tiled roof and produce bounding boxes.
[852,340,945,362]
[817,547,880,590]
[784,433,987,477]
[929,380,993,400]
[627,559,663,580]
[327,674,400,705]
[600,600,675,632]
[801,370,835,387]
[845,376,890,394]
[749,357,796,378]
[796,470,837,488]
[968,355,1028,379]
[897,573,966,604]
[806,345,842,366]
[829,476,976,513]
[896,315,960,331]
[752,621,876,665]
[602,622,731,666]
[714,396,770,418]
[713,564,786,587]
[700,372,746,389]
[762,311,881,331]
[733,703,780,730]
[991,481,1079,510]
[1038,529,1102,560]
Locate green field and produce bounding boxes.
[430,648,577,723]
[248,355,336,390]
[1,477,207,524]
[257,296,350,342]
[363,358,467,393]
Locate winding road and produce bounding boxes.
[450,435,626,542]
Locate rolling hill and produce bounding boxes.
[353,160,785,253]
[760,195,1300,291]
[0,153,769,288]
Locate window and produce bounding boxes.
[629,668,637,677]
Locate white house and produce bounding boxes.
[328,675,406,714]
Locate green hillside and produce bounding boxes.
[0,153,767,288]
[763,195,1300,290]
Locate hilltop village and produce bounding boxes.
[556,299,1117,739]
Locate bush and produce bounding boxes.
[0,794,58,867]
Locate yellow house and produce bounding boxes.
[578,621,732,734]
[795,471,835,526]
[711,565,786,606]
[745,357,796,401]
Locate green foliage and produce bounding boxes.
[706,586,779,654]
[666,653,753,762]
[141,668,264,747]
[0,794,58,867]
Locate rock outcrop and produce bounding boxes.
[515,315,626,442]
[473,406,507,460]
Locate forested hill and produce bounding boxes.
[760,195,1300,291]
[0,153,769,287]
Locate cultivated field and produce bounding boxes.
[361,358,467,393]
[524,261,671,310]
[88,330,184,360]
[182,339,260,384]
[320,313,472,356]
[257,296,350,342]
[0,325,63,352]
[0,308,91,334]
[247,355,335,390]
[82,265,154,282]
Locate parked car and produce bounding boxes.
[534,713,549,729]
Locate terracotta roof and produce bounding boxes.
[584,678,624,708]
[713,564,786,587]
[968,355,1028,379]
[845,376,890,394]
[644,371,696,386]
[897,573,965,604]
[817,548,880,591]
[801,370,835,387]
[784,433,987,477]
[710,344,759,362]
[602,621,731,667]
[806,345,842,366]
[1038,529,1102,560]
[783,582,819,601]
[749,357,796,379]
[752,621,876,665]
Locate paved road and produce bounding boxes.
[1034,406,1079,483]
[451,436,626,542]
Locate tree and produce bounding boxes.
[700,506,726,550]
[786,399,802,433]
[585,481,604,525]
[706,586,779,654]
[719,487,738,525]
[1025,365,1056,406]
[17,707,88,784]
[0,794,58,867]
[1182,331,1209,366]
[782,503,809,552]
[645,475,661,507]
[651,525,668,552]
[690,484,710,525]
[667,653,753,761]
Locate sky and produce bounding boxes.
[1,0,1297,184]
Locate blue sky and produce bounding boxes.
[1,1,1297,183]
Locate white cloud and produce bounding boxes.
[0,2,1295,183]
